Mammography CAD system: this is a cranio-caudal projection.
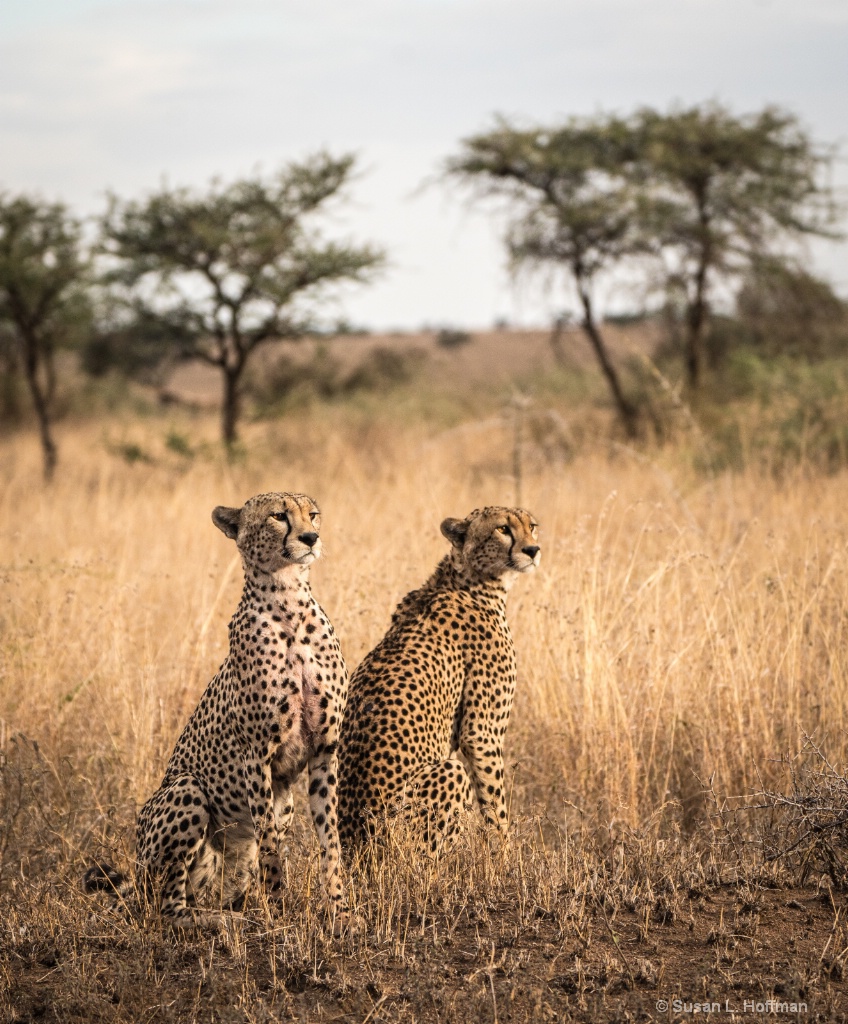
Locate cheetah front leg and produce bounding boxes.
[458,722,509,833]
[258,773,294,898]
[241,755,281,894]
[307,745,351,933]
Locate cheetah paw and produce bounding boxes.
[325,906,364,939]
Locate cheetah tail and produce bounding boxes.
[83,861,129,898]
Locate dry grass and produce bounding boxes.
[2,406,848,1021]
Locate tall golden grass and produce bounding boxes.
[5,404,848,1021]
[2,405,847,844]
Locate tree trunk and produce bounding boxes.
[221,366,241,447]
[684,198,712,390]
[548,314,569,366]
[0,344,22,420]
[576,281,640,439]
[684,261,709,389]
[21,335,57,481]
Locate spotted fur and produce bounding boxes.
[337,506,540,855]
[86,492,349,931]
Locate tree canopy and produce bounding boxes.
[101,152,385,445]
[446,103,841,428]
[0,194,91,479]
[446,115,645,435]
[633,103,839,386]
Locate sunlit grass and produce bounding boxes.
[3,403,848,1018]
[3,409,847,835]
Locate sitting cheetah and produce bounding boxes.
[86,492,350,931]
[337,506,540,855]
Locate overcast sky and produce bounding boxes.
[1,0,846,329]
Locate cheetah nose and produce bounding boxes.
[522,545,540,559]
[299,532,319,548]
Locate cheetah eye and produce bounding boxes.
[497,525,511,536]
[271,511,288,523]
[310,511,319,522]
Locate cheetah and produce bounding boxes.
[86,492,350,931]
[337,506,540,855]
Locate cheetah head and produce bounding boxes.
[212,492,322,574]
[440,506,540,582]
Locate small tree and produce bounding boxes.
[735,256,847,360]
[446,116,644,437]
[101,154,384,445]
[634,103,839,388]
[0,195,91,480]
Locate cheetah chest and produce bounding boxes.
[265,638,334,781]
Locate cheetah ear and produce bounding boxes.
[440,517,469,548]
[212,505,241,540]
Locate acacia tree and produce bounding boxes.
[0,195,91,480]
[101,153,384,445]
[446,116,644,437]
[633,103,839,388]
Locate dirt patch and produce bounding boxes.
[4,882,846,1023]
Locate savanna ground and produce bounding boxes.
[3,327,848,1022]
